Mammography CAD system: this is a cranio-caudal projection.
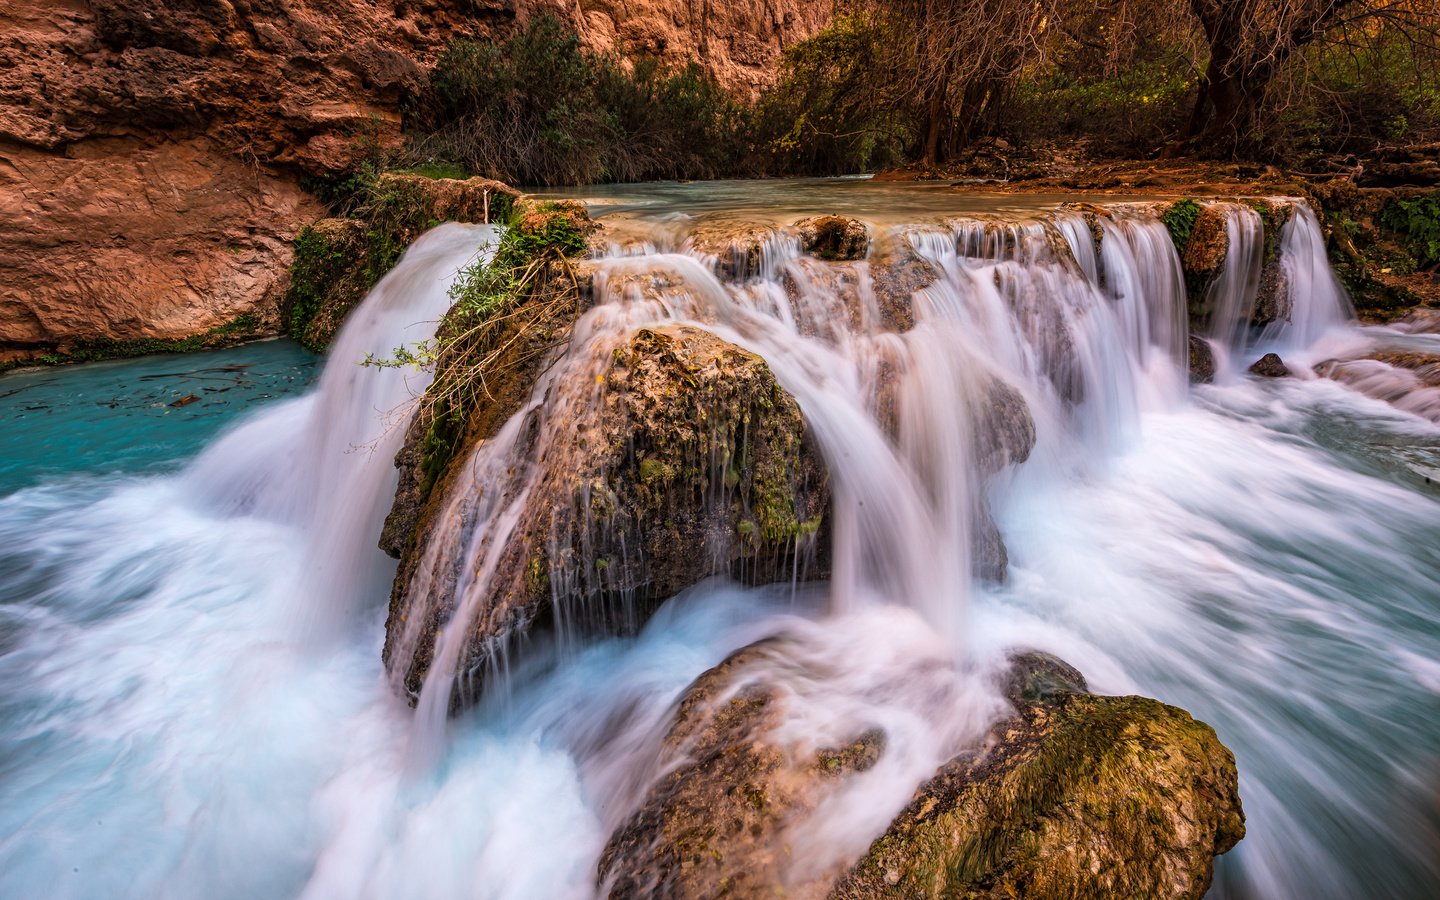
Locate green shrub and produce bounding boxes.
[1380,196,1440,268]
[753,13,911,175]
[409,14,746,186]
[1161,199,1202,251]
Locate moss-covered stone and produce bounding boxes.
[599,640,886,899]
[1309,181,1440,321]
[833,670,1244,900]
[383,325,830,706]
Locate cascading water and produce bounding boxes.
[2,183,1437,900]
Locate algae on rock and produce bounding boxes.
[834,655,1245,900]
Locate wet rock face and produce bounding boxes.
[385,326,830,704]
[835,655,1245,900]
[601,648,1243,900]
[866,229,937,332]
[794,216,870,261]
[1249,352,1290,378]
[1249,200,1296,328]
[1189,334,1217,384]
[598,640,885,899]
[1183,205,1231,278]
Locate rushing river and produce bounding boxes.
[1,182,1438,899]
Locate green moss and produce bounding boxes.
[638,457,675,484]
[1161,199,1202,252]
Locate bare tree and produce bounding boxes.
[871,0,1059,165]
[1181,0,1440,155]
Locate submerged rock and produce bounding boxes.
[834,654,1245,900]
[794,216,870,261]
[1249,353,1290,377]
[384,326,829,704]
[1188,334,1217,384]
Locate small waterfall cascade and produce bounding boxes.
[1193,200,1356,373]
[1203,205,1266,353]
[11,186,1440,900]
[1266,203,1355,350]
[400,205,1259,734]
[185,223,499,629]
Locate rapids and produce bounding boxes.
[1,182,1438,899]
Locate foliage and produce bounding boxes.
[410,14,747,186]
[754,13,912,174]
[1380,196,1440,268]
[368,201,591,499]
[1161,199,1202,251]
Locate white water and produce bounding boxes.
[2,200,1438,899]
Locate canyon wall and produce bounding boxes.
[0,0,832,361]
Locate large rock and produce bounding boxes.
[0,0,832,359]
[599,648,1244,900]
[0,135,321,362]
[384,325,829,704]
[794,216,869,261]
[834,655,1245,900]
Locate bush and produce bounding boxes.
[753,13,912,174]
[1380,196,1440,268]
[409,14,748,186]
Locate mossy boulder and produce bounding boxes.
[1308,181,1440,321]
[600,648,1242,900]
[384,325,829,705]
[794,215,870,261]
[833,657,1245,900]
[282,174,520,351]
[599,639,884,898]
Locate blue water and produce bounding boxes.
[0,341,317,494]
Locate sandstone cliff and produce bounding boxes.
[0,0,831,362]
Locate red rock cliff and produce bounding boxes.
[0,0,832,361]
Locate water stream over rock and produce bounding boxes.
[1,183,1437,899]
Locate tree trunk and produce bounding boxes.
[921,83,947,166]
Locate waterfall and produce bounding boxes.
[7,187,1439,900]
[185,223,498,630]
[1266,204,1355,351]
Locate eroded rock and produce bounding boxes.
[794,216,869,261]
[598,640,885,898]
[1189,334,1217,384]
